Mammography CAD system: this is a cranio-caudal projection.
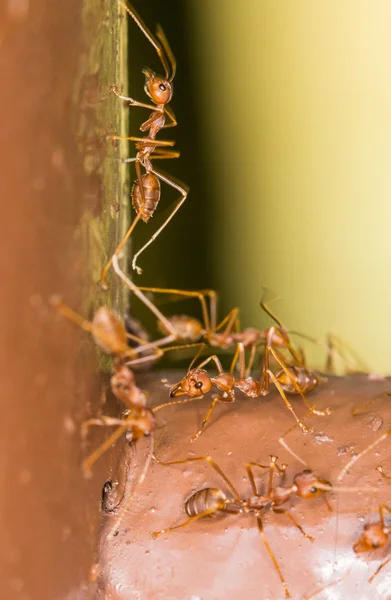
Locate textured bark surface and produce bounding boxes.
[96,374,391,599]
[0,2,128,599]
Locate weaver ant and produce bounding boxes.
[161,340,328,441]
[51,295,159,471]
[101,0,188,282]
[354,504,391,583]
[152,454,369,598]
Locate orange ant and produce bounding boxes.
[116,283,317,377]
[353,504,391,583]
[101,0,188,281]
[52,295,163,538]
[51,296,158,461]
[152,454,367,598]
[162,340,329,441]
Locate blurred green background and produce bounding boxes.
[124,0,391,373]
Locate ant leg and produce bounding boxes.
[376,465,391,478]
[256,516,291,598]
[352,392,391,416]
[265,369,311,433]
[369,553,391,583]
[132,167,188,274]
[152,506,220,539]
[114,137,174,146]
[81,416,131,440]
[245,344,257,378]
[274,508,314,542]
[118,1,172,80]
[196,353,225,374]
[135,285,213,334]
[51,296,94,334]
[326,333,368,375]
[82,422,129,474]
[110,85,157,110]
[259,288,283,328]
[338,430,391,481]
[162,105,177,128]
[229,342,246,377]
[191,394,234,442]
[211,307,240,345]
[246,457,287,496]
[268,346,330,416]
[153,454,241,500]
[100,211,142,287]
[112,254,179,341]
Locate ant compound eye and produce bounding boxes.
[195,381,203,390]
[159,83,166,91]
[372,542,380,549]
[310,486,317,494]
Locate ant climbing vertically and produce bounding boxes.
[101,0,188,282]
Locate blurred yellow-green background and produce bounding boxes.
[130,1,391,372]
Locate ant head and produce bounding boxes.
[143,68,173,105]
[353,523,387,553]
[130,408,155,440]
[293,470,332,499]
[92,307,127,355]
[170,369,212,398]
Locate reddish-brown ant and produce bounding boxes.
[159,341,329,441]
[152,454,368,598]
[353,504,391,583]
[101,0,188,282]
[51,296,159,469]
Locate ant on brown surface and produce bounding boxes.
[101,0,188,282]
[353,503,391,583]
[51,296,159,470]
[152,454,369,598]
[52,295,163,538]
[158,339,328,441]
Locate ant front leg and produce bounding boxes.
[132,167,188,274]
[273,508,314,542]
[191,393,234,442]
[263,368,311,433]
[153,454,241,500]
[255,516,291,598]
[352,392,391,416]
[246,457,287,496]
[82,421,130,475]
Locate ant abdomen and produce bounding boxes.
[158,315,204,342]
[92,307,127,354]
[132,173,161,222]
[185,488,227,518]
[277,366,319,395]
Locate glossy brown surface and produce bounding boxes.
[96,374,391,599]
